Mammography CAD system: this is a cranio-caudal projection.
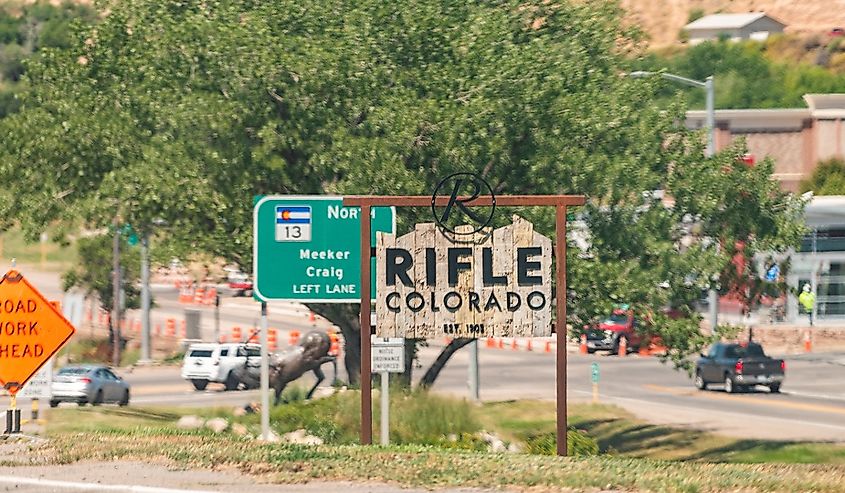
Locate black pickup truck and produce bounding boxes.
[694,342,785,393]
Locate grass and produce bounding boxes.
[57,337,141,367]
[34,404,845,492]
[479,400,845,464]
[0,226,77,271]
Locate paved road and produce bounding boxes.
[51,343,845,443]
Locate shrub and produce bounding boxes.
[801,158,845,195]
[687,8,705,23]
[524,429,600,456]
[260,389,480,445]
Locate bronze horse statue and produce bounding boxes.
[231,330,336,405]
[269,330,336,405]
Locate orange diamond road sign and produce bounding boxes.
[0,270,76,395]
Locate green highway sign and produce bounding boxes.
[591,362,600,383]
[253,196,395,302]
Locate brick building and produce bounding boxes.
[686,94,845,192]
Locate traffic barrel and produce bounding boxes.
[580,334,588,354]
[268,328,278,351]
[193,287,205,305]
[232,326,242,342]
[289,330,301,346]
[329,331,341,356]
[166,318,176,337]
[204,287,217,305]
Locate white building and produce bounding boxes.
[788,196,845,323]
[684,13,786,45]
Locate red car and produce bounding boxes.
[584,307,640,354]
[227,271,253,297]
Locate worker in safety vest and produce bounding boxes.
[798,284,816,326]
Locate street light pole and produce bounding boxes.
[139,235,151,363]
[629,70,719,332]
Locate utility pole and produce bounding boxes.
[112,217,122,366]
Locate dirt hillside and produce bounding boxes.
[620,0,845,46]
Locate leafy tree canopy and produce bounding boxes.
[634,40,845,109]
[800,158,845,195]
[0,0,804,379]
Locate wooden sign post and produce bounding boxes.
[343,194,585,456]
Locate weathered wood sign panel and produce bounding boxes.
[375,216,551,338]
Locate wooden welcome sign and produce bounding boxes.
[375,216,552,338]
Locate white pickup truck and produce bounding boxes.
[180,343,261,391]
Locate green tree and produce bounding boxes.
[62,232,141,332]
[800,158,845,195]
[0,0,803,383]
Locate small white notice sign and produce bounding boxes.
[372,337,405,373]
[18,358,53,399]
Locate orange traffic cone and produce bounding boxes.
[289,330,301,346]
[618,336,627,357]
[804,330,812,353]
[580,334,588,354]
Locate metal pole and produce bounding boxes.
[708,286,719,334]
[359,204,373,445]
[704,75,720,334]
[140,235,151,363]
[380,371,389,446]
[112,217,121,366]
[555,205,568,456]
[260,301,270,440]
[214,295,221,343]
[468,339,479,401]
[705,75,715,158]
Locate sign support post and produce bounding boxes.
[555,204,568,456]
[259,301,270,441]
[380,371,389,445]
[372,337,404,445]
[360,204,373,445]
[344,194,585,456]
[468,340,479,401]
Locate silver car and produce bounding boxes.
[50,365,131,407]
